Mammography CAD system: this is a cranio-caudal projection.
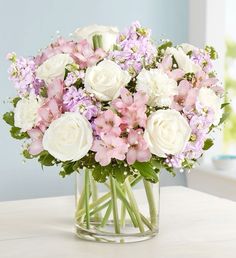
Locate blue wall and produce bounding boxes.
[0,0,188,201]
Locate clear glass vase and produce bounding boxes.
[75,169,159,243]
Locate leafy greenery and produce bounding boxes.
[3,112,14,126]
[205,45,218,60]
[38,151,57,167]
[132,161,159,183]
[158,40,172,52]
[203,138,214,150]
[10,126,28,140]
[11,97,21,107]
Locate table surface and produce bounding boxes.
[0,186,236,258]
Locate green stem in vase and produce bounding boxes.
[76,192,111,220]
[109,175,120,234]
[143,179,157,226]
[90,200,111,217]
[120,186,126,227]
[84,168,91,229]
[100,202,113,227]
[124,179,145,233]
[90,175,100,221]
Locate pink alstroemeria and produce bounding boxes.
[37,79,63,131]
[92,134,128,166]
[94,110,121,136]
[72,40,106,69]
[126,129,151,165]
[27,128,44,155]
[172,80,198,111]
[112,88,148,128]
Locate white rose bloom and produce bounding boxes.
[42,112,93,161]
[144,110,191,157]
[198,87,222,125]
[74,24,119,52]
[180,43,197,54]
[166,47,201,73]
[14,95,42,132]
[85,60,131,101]
[36,53,73,84]
[136,68,178,107]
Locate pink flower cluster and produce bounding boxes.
[92,88,151,166]
[35,37,106,69]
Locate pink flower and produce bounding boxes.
[126,129,151,164]
[37,98,62,131]
[72,40,106,69]
[27,128,44,155]
[92,134,128,166]
[172,80,198,111]
[94,110,121,136]
[112,88,148,128]
[47,79,64,100]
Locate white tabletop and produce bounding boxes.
[0,186,236,258]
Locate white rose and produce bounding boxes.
[42,112,93,161]
[14,95,42,132]
[137,68,178,107]
[85,60,131,101]
[180,43,197,54]
[166,47,201,73]
[36,54,73,84]
[74,24,119,52]
[144,110,191,157]
[198,87,222,125]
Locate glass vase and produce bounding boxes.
[75,169,159,243]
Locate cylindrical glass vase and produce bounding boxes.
[75,169,159,243]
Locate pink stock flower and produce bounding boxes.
[126,129,151,165]
[172,80,198,111]
[92,134,128,166]
[94,110,121,136]
[112,88,148,128]
[27,128,44,155]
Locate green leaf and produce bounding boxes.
[112,165,127,183]
[158,40,172,51]
[92,165,110,183]
[132,161,158,183]
[219,111,230,125]
[203,138,214,150]
[12,97,21,107]
[221,102,230,109]
[10,126,28,139]
[38,151,56,167]
[59,161,76,177]
[205,45,218,60]
[22,149,35,159]
[3,112,14,126]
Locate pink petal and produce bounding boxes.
[27,128,42,140]
[126,148,137,165]
[28,140,44,155]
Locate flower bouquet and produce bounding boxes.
[3,21,227,243]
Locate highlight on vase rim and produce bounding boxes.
[3,21,228,242]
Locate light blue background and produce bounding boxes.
[0,0,188,201]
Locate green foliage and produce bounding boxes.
[132,161,159,183]
[158,40,172,52]
[39,86,48,98]
[3,112,14,126]
[22,149,35,159]
[59,161,76,177]
[38,151,57,167]
[203,138,214,150]
[11,97,21,107]
[205,45,218,60]
[10,126,28,140]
